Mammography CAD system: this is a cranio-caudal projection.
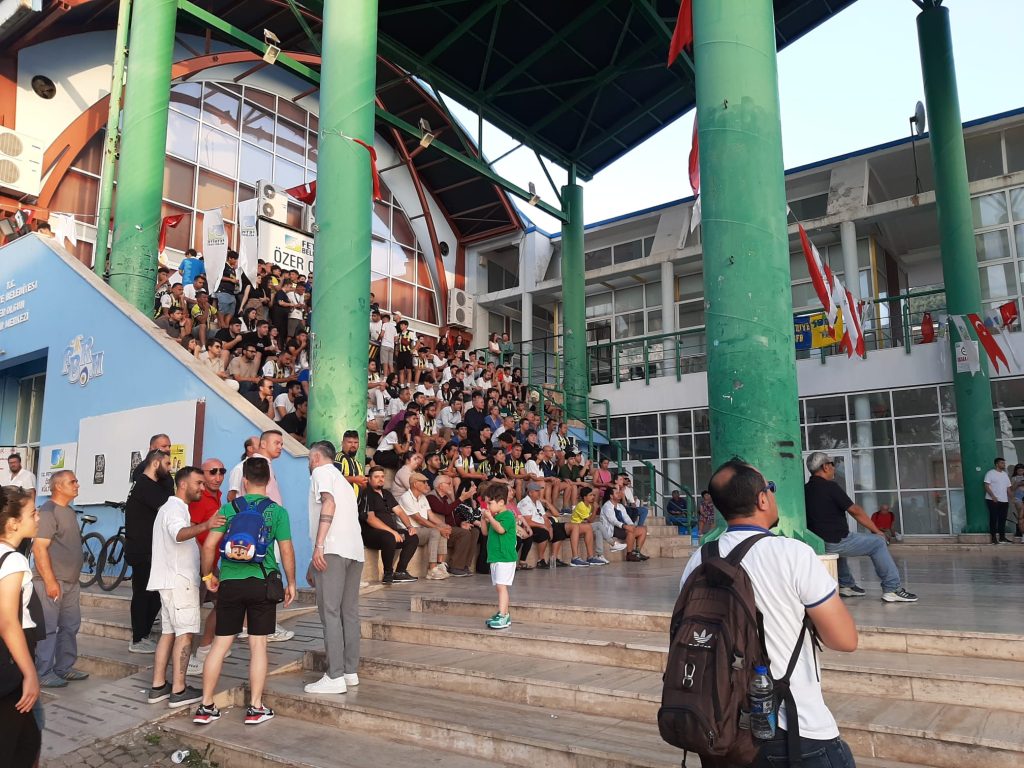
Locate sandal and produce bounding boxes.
[516,562,533,571]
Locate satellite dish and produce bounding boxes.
[911,101,926,136]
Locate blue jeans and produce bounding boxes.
[754,733,856,768]
[627,506,649,527]
[825,532,901,592]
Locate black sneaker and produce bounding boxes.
[536,559,550,569]
[839,585,867,597]
[382,573,394,585]
[392,571,417,582]
[245,704,275,725]
[635,552,650,561]
[447,567,472,577]
[169,685,203,709]
[881,587,919,603]
[554,559,569,568]
[193,703,221,724]
[147,682,171,704]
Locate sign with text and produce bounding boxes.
[793,313,842,351]
[258,219,314,275]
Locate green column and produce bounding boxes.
[560,179,588,420]
[307,0,378,448]
[918,3,996,534]
[694,0,819,549]
[95,0,132,278]
[108,0,176,311]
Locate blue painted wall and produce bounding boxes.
[0,235,313,575]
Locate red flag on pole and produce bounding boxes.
[999,299,1019,328]
[798,223,838,328]
[158,213,185,253]
[968,312,1009,372]
[351,138,382,203]
[688,119,700,195]
[667,0,693,67]
[285,181,317,205]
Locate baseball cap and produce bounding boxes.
[805,452,834,473]
[526,481,544,492]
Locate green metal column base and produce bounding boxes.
[560,181,588,420]
[918,3,996,534]
[109,0,177,312]
[694,0,818,551]
[306,0,379,449]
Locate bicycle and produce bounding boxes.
[79,511,105,588]
[97,500,132,591]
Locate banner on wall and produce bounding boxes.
[793,313,843,351]
[201,208,229,295]
[258,219,315,275]
[37,443,78,495]
[236,198,259,285]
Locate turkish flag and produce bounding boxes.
[158,213,185,253]
[351,138,382,203]
[688,120,700,195]
[285,181,317,205]
[667,0,693,67]
[999,300,1019,328]
[968,312,1009,372]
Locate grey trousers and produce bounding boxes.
[314,555,362,679]
[33,579,81,678]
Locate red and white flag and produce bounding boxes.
[999,300,1019,328]
[157,213,185,253]
[968,312,1009,373]
[832,274,864,357]
[688,119,700,196]
[798,223,838,328]
[285,181,317,205]
[667,0,694,67]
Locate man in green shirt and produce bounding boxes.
[194,458,296,727]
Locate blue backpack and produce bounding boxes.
[221,497,274,563]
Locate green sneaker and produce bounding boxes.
[486,613,511,630]
[485,612,501,625]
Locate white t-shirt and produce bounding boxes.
[8,469,36,491]
[680,527,839,740]
[0,545,35,630]
[386,398,407,417]
[147,496,200,590]
[518,495,546,525]
[273,393,295,420]
[380,322,398,349]
[524,459,543,479]
[438,406,461,429]
[287,291,305,320]
[985,469,1011,502]
[369,319,383,341]
[398,490,431,529]
[600,500,629,530]
[376,431,400,453]
[308,464,363,562]
[415,385,436,399]
[228,453,282,504]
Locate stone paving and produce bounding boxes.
[42,724,198,768]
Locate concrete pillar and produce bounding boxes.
[852,394,878,524]
[694,0,817,549]
[521,289,534,381]
[661,259,676,376]
[840,221,859,302]
[560,180,587,418]
[307,0,378,447]
[918,2,997,533]
[108,0,176,311]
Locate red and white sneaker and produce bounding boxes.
[244,704,275,725]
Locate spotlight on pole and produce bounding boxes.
[527,182,540,206]
[418,118,435,148]
[263,29,281,64]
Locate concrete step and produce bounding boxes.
[857,624,1024,663]
[160,710,502,768]
[305,638,662,722]
[75,634,150,679]
[79,602,319,642]
[360,611,667,671]
[261,673,698,768]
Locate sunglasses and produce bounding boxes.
[206,468,227,475]
[762,481,777,494]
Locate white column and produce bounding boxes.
[852,393,878,527]
[840,220,860,302]
[661,260,676,377]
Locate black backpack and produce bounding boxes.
[658,534,818,767]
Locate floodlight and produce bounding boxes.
[527,182,540,206]
[263,29,281,64]
[418,118,435,148]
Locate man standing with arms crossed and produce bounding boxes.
[32,470,89,687]
[304,442,364,695]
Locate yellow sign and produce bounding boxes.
[810,312,843,349]
[169,443,187,472]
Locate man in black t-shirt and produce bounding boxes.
[214,250,241,327]
[278,397,307,443]
[241,320,274,366]
[804,452,917,603]
[462,393,487,438]
[361,467,420,584]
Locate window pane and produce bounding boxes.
[274,158,304,189]
[170,82,202,118]
[391,207,417,248]
[899,490,951,535]
[1010,188,1024,221]
[965,132,1004,181]
[276,98,306,126]
[647,310,663,334]
[586,248,611,270]
[241,101,275,151]
[850,419,893,447]
[693,409,710,432]
[372,202,390,239]
[244,88,275,111]
[391,280,415,317]
[614,312,644,339]
[664,459,694,494]
[307,130,318,168]
[892,387,938,416]
[805,395,847,423]
[694,432,711,456]
[896,444,946,488]
[894,416,941,445]
[628,437,659,460]
[275,116,306,165]
[678,302,704,329]
[613,239,644,264]
[371,239,389,274]
[939,385,957,414]
[852,447,897,491]
[390,244,417,281]
[645,282,662,307]
[416,287,437,324]
[807,423,849,450]
[695,458,712,491]
[661,434,693,458]
[661,411,692,434]
[972,192,1008,228]
[628,414,658,436]
[979,261,1017,300]
[609,417,627,440]
[1007,129,1024,174]
[159,203,191,253]
[203,84,240,133]
[370,272,389,308]
[198,125,238,177]
[993,378,1024,408]
[586,292,613,318]
[238,143,273,186]
[166,111,198,161]
[975,229,1011,262]
[196,170,234,216]
[847,391,892,419]
[417,252,431,287]
[615,286,644,312]
[1015,225,1024,273]
[163,157,195,205]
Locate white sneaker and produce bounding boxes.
[609,542,627,552]
[304,674,347,695]
[343,673,359,687]
[426,566,450,580]
[237,630,249,640]
[438,562,449,572]
[187,655,204,676]
[590,555,610,565]
[128,638,157,654]
[268,625,295,642]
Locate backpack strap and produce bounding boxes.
[771,615,817,768]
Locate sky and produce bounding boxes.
[444,0,1024,232]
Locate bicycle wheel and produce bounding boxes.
[79,532,105,588]
[98,534,130,591]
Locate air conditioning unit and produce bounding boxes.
[256,180,286,223]
[301,202,316,234]
[0,128,43,197]
[447,288,474,328]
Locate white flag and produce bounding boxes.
[949,314,980,375]
[201,207,228,295]
[689,195,701,233]
[236,198,259,286]
[51,212,77,248]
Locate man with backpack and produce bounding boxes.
[194,458,296,726]
[667,459,858,768]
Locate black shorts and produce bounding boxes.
[396,351,415,370]
[613,527,628,541]
[215,577,277,636]
[551,522,569,543]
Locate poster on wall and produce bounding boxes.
[170,444,186,472]
[38,443,78,495]
[258,219,314,275]
[93,455,106,485]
